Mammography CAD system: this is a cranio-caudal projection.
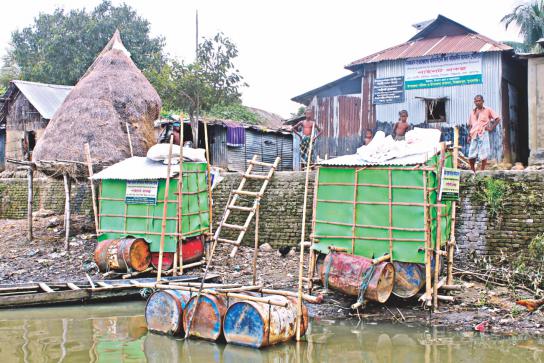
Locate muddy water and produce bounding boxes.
[0,302,542,362]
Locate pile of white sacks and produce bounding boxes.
[319,128,443,165]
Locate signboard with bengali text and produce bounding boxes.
[405,54,482,90]
[373,76,405,104]
[125,180,159,205]
[439,168,461,201]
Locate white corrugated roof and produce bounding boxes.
[92,157,185,180]
[12,80,73,119]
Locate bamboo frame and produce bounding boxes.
[318,182,436,191]
[307,166,320,294]
[157,136,174,281]
[203,120,213,236]
[26,167,33,242]
[314,219,425,232]
[96,227,208,237]
[433,205,444,310]
[388,168,393,262]
[317,199,433,207]
[297,125,315,342]
[423,170,432,307]
[175,118,185,277]
[84,143,99,234]
[311,235,425,242]
[351,168,360,254]
[252,203,259,285]
[447,127,459,285]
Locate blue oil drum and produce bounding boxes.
[145,289,192,336]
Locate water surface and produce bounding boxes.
[0,302,542,362]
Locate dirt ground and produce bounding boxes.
[1,213,543,336]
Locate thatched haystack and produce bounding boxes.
[32,30,161,177]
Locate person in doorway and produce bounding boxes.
[467,95,501,172]
[293,108,322,165]
[393,110,410,141]
[364,129,374,145]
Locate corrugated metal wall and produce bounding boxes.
[311,94,363,158]
[209,125,293,172]
[373,52,503,160]
[375,52,502,126]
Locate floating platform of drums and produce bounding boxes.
[139,282,318,349]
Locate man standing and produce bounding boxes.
[293,108,322,166]
[467,95,501,172]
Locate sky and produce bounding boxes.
[0,0,524,118]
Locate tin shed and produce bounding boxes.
[92,157,210,254]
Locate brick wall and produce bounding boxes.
[1,171,543,261]
[0,177,93,218]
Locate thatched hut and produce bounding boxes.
[32,30,161,176]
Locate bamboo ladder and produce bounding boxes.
[214,155,281,258]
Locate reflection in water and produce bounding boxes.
[0,302,543,362]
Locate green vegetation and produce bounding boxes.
[206,104,262,125]
[473,177,510,218]
[502,0,544,53]
[528,233,544,261]
[3,0,165,88]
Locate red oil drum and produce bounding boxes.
[94,237,151,273]
[181,236,204,264]
[223,295,308,348]
[151,252,175,271]
[145,289,193,336]
[320,253,395,303]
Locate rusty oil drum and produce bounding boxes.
[320,253,395,303]
[94,237,151,273]
[223,295,308,348]
[145,289,193,336]
[182,293,228,341]
[392,262,425,298]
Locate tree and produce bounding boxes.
[5,0,165,86]
[148,32,247,142]
[0,49,20,92]
[502,0,544,52]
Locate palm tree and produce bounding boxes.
[501,0,544,52]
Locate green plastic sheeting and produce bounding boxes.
[313,154,453,264]
[97,162,210,253]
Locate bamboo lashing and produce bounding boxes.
[433,205,444,310]
[157,135,175,282]
[447,127,459,285]
[84,143,99,234]
[296,124,315,342]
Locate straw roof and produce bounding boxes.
[32,30,161,176]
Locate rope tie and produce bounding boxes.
[323,254,334,292]
[356,264,376,308]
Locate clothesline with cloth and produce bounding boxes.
[225,121,246,147]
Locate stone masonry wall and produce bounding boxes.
[1,171,543,261]
[0,177,93,218]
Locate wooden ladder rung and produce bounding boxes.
[217,238,240,245]
[233,190,261,197]
[228,205,254,212]
[96,281,114,288]
[248,160,276,168]
[220,223,247,231]
[66,282,81,290]
[38,282,54,293]
[243,173,270,180]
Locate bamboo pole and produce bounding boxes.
[203,119,213,235]
[423,170,431,307]
[447,127,459,285]
[252,203,260,285]
[296,124,315,342]
[63,173,71,250]
[157,136,175,282]
[388,167,393,262]
[260,288,323,304]
[26,167,33,242]
[125,122,133,157]
[307,167,320,294]
[351,168,359,254]
[177,115,185,276]
[434,206,443,310]
[84,143,99,234]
